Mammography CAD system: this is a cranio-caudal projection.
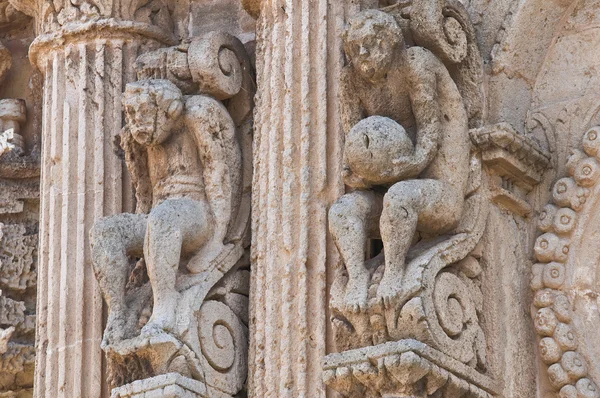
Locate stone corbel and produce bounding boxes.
[471,123,551,217]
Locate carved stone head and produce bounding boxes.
[344,9,404,83]
[123,79,184,146]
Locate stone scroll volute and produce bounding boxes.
[89,31,254,398]
[323,2,500,397]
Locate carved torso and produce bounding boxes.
[352,47,471,194]
[146,128,206,206]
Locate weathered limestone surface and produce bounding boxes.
[7,1,178,396]
[246,0,350,396]
[0,5,40,397]
[0,0,599,397]
[89,30,254,397]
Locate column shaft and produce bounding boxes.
[34,39,146,397]
[249,0,351,396]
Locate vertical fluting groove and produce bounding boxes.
[250,9,270,396]
[88,40,107,398]
[265,0,284,393]
[45,51,65,397]
[297,0,311,394]
[57,48,71,395]
[122,42,139,214]
[34,56,53,393]
[279,0,296,395]
[111,41,124,215]
[312,2,329,395]
[73,42,88,398]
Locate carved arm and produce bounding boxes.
[382,53,441,181]
[340,67,372,189]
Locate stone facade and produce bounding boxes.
[0,0,599,397]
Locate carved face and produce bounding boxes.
[123,80,184,146]
[345,10,403,83]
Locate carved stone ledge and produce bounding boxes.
[471,123,551,189]
[323,339,500,398]
[111,373,210,398]
[471,123,551,216]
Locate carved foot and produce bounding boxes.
[103,313,128,348]
[141,299,179,337]
[344,271,370,313]
[377,271,403,309]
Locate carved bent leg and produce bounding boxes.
[142,197,214,336]
[379,179,463,307]
[90,213,147,346]
[329,190,383,312]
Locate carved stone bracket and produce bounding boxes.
[323,340,500,398]
[111,373,210,398]
[531,126,600,397]
[471,123,551,217]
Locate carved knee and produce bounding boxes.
[382,191,413,222]
[90,218,123,262]
[146,208,179,241]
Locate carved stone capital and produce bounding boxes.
[471,123,551,216]
[8,0,177,70]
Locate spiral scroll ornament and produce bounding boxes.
[417,254,486,367]
[532,126,600,397]
[188,31,248,101]
[198,300,248,396]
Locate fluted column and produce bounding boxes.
[247,1,361,396]
[9,1,176,396]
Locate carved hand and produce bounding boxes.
[343,166,372,189]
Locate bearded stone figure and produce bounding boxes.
[90,32,254,397]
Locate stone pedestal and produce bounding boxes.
[8,1,176,396]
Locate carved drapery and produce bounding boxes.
[7,1,176,396]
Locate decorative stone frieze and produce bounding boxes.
[0,21,39,398]
[89,31,254,397]
[531,126,600,397]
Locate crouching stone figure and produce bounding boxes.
[89,32,254,395]
[91,79,233,342]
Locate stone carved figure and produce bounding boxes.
[330,8,471,311]
[325,3,493,397]
[90,32,254,396]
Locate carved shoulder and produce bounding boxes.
[403,46,440,81]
